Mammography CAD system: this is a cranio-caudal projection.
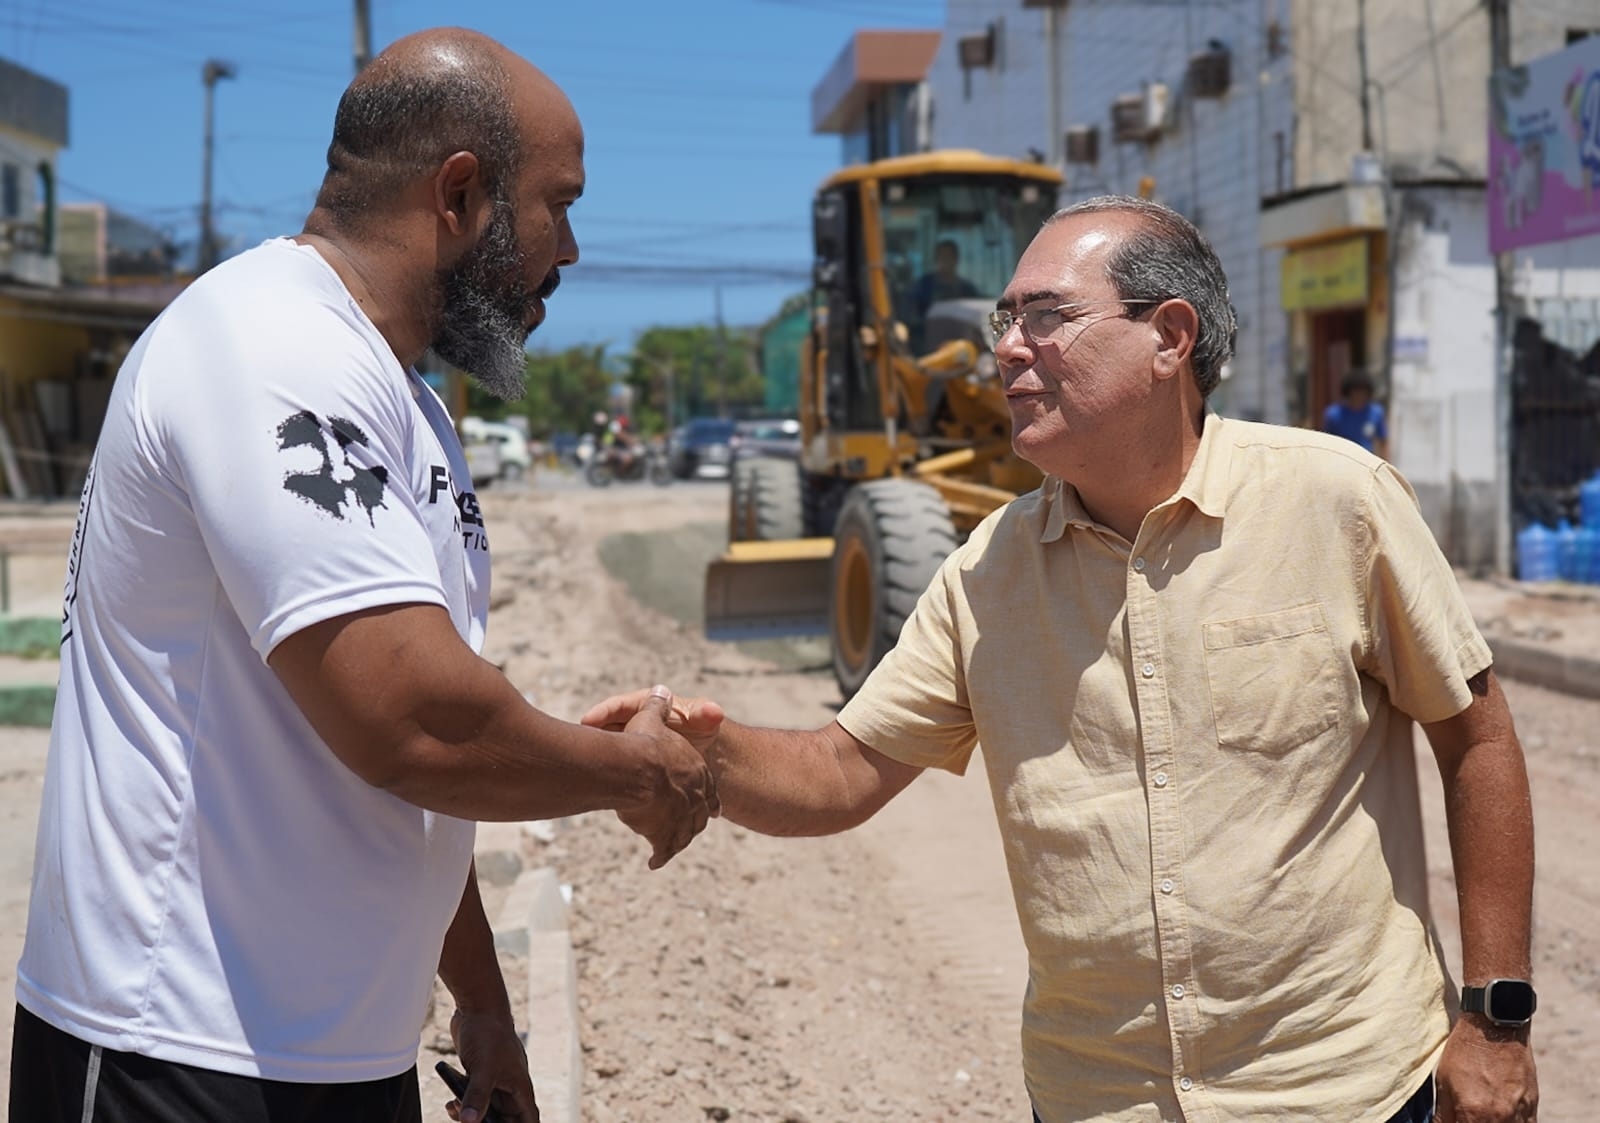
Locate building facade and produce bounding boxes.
[0,56,176,498]
[903,0,1600,568]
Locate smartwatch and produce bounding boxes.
[1461,979,1537,1026]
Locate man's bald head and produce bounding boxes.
[315,29,531,228]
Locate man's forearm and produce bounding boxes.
[438,862,514,1020]
[1438,732,1535,988]
[709,719,914,837]
[382,671,662,823]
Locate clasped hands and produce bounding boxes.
[590,684,726,869]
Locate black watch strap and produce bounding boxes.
[1462,979,1537,1026]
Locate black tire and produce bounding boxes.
[584,461,613,488]
[749,458,803,541]
[828,479,958,699]
[648,456,674,486]
[728,460,758,542]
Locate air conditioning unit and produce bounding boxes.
[1110,84,1169,142]
[1186,42,1231,98]
[958,25,997,69]
[1064,125,1100,165]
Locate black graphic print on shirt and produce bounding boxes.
[276,411,390,525]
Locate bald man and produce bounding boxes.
[12,29,715,1123]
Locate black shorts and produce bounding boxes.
[9,1005,423,1123]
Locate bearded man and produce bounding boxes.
[12,28,716,1123]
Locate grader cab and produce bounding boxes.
[706,151,1062,696]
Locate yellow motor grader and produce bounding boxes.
[706,151,1062,696]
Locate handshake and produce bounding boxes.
[580,683,728,870]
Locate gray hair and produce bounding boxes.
[1047,195,1237,398]
[316,45,522,227]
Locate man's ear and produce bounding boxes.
[1150,299,1199,382]
[432,151,486,239]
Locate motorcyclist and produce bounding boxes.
[603,415,640,476]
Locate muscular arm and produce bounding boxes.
[1421,666,1538,1121]
[269,602,692,824]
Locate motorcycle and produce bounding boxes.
[584,444,673,487]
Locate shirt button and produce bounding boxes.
[1133,556,1146,572]
[1141,662,1155,678]
[1179,1076,1194,1092]
[1172,984,1186,999]
[1154,771,1169,788]
[1160,878,1174,894]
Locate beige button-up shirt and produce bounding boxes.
[838,415,1490,1122]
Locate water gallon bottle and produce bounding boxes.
[1582,472,1600,530]
[1556,520,1579,581]
[1516,523,1557,582]
[1575,523,1600,585]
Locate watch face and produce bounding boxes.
[1487,979,1537,1023]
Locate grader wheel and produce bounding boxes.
[828,478,958,698]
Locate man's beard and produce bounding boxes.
[431,199,560,402]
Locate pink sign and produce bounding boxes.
[1488,35,1600,253]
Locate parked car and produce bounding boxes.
[460,416,533,481]
[729,417,801,462]
[668,417,737,479]
[462,437,501,490]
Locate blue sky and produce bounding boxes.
[6,0,945,353]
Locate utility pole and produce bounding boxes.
[353,0,373,75]
[199,59,236,274]
[1044,3,1062,166]
[1355,0,1374,152]
[1489,0,1515,575]
[714,285,728,418]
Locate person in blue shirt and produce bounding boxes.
[1323,368,1389,458]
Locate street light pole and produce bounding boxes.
[354,0,373,74]
[199,59,236,274]
[1489,0,1515,576]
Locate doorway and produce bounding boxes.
[1308,309,1368,424]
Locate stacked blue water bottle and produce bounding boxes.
[1522,471,1600,583]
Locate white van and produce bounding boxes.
[460,417,533,481]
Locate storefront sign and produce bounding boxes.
[1488,35,1600,252]
[1281,237,1369,311]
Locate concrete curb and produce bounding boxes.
[1486,634,1600,700]
[476,824,581,1123]
[520,868,582,1123]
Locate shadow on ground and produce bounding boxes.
[597,521,830,675]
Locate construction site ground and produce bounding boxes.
[0,475,1594,1120]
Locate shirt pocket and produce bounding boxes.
[1202,603,1339,753]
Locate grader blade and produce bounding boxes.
[703,538,834,641]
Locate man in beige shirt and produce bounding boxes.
[590,197,1537,1122]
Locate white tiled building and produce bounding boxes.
[897,0,1600,568]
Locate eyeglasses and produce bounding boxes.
[986,299,1161,346]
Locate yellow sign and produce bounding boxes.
[1281,237,1369,311]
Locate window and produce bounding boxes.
[1,164,20,219]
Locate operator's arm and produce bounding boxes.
[1421,667,1538,1123]
[270,602,714,858]
[435,862,537,1121]
[583,692,923,836]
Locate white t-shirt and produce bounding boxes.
[17,238,488,1082]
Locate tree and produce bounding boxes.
[472,343,614,437]
[625,324,764,431]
